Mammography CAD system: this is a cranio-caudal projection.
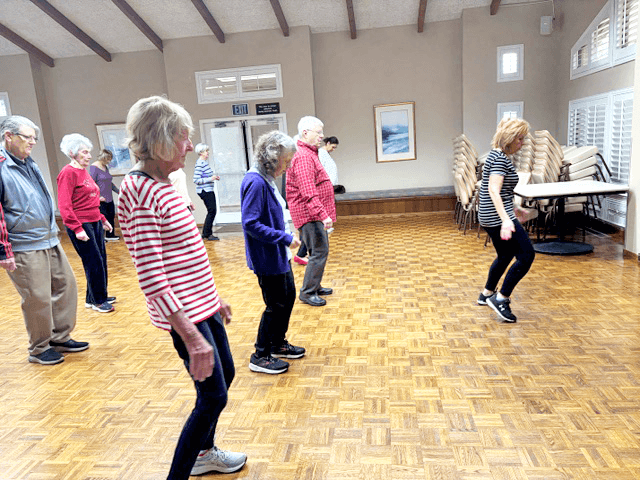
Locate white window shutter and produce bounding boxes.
[610,91,633,184]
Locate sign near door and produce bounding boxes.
[256,102,280,115]
[232,103,249,116]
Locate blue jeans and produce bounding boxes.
[483,220,535,297]
[167,313,235,480]
[66,221,108,305]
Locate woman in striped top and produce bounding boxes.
[192,143,220,240]
[118,96,246,479]
[477,118,535,323]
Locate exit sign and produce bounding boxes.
[232,103,249,116]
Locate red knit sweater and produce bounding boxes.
[57,164,105,234]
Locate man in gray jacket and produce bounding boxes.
[0,115,88,365]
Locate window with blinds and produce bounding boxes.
[571,0,637,79]
[195,64,283,104]
[497,44,524,82]
[591,18,610,62]
[568,88,632,227]
[610,91,633,184]
[568,87,633,185]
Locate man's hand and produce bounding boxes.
[290,236,301,249]
[0,257,16,272]
[76,230,90,242]
[323,217,333,230]
[219,299,232,324]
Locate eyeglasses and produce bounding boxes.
[14,132,38,143]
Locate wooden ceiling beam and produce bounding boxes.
[418,0,428,33]
[346,0,357,39]
[269,0,290,37]
[190,0,225,44]
[490,0,502,15]
[0,22,54,67]
[29,0,111,62]
[111,0,163,51]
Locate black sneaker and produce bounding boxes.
[106,296,116,303]
[50,339,90,353]
[487,294,517,323]
[249,354,289,374]
[271,341,305,359]
[477,292,492,305]
[28,348,64,365]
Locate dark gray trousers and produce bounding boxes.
[299,221,329,295]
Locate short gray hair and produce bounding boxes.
[195,143,209,155]
[60,133,92,158]
[0,115,40,140]
[297,116,323,137]
[254,131,296,176]
[126,95,193,163]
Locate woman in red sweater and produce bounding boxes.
[57,133,115,313]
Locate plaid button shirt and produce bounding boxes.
[286,141,336,230]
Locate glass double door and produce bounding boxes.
[200,114,287,224]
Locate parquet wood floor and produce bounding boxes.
[1,212,640,480]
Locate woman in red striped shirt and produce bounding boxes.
[118,96,246,479]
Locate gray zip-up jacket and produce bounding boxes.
[0,145,60,259]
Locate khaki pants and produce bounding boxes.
[7,244,77,355]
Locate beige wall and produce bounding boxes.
[462,3,559,152]
[38,50,167,176]
[312,21,462,191]
[0,54,54,194]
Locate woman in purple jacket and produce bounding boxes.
[241,131,304,375]
[90,149,120,241]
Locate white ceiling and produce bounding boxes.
[0,0,546,60]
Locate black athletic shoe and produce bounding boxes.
[249,354,289,374]
[271,341,305,359]
[50,339,90,353]
[477,292,491,305]
[28,348,64,365]
[487,294,517,323]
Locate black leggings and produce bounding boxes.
[483,220,535,297]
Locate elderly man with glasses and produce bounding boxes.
[0,115,88,365]
[286,116,336,307]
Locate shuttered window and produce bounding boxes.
[568,88,633,186]
[195,64,283,104]
[591,18,610,62]
[610,91,633,184]
[616,0,638,48]
[571,0,636,79]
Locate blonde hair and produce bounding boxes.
[491,118,530,150]
[97,149,113,164]
[126,95,193,163]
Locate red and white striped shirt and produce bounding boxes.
[118,172,220,330]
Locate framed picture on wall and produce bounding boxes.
[96,123,134,175]
[373,102,416,163]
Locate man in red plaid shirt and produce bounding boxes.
[286,116,336,307]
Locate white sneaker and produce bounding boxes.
[191,447,247,475]
[105,236,120,242]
